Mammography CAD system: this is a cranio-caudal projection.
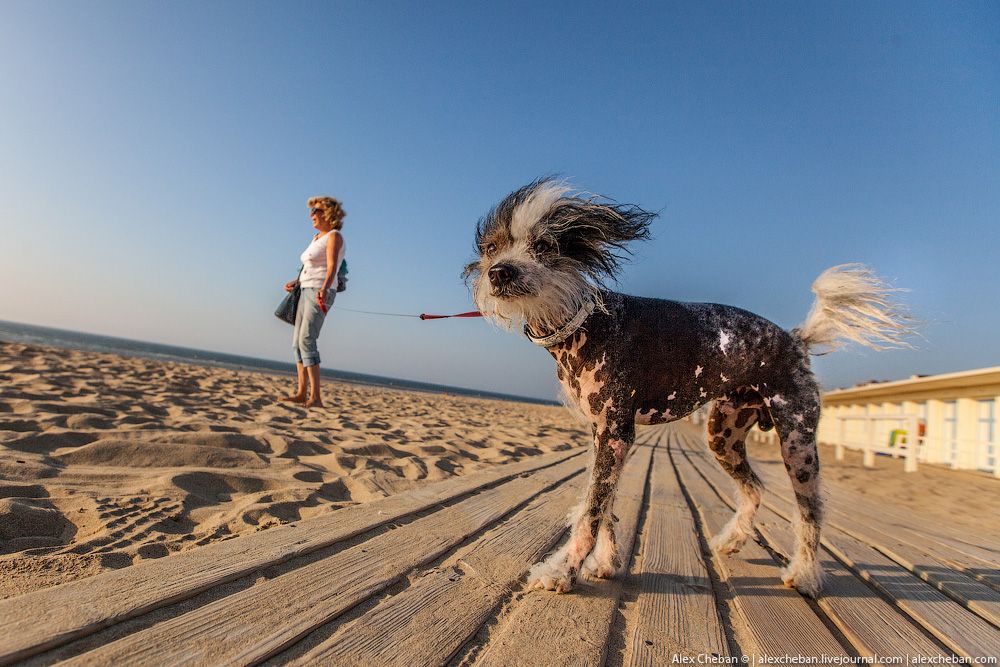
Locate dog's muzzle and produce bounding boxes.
[488,264,520,293]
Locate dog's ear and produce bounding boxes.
[548,199,656,283]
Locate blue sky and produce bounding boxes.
[1,1,997,401]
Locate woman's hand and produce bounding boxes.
[284,280,299,293]
[316,289,328,314]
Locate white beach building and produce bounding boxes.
[815,366,1000,477]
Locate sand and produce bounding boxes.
[4,338,997,605]
[0,341,591,599]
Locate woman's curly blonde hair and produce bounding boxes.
[308,196,346,230]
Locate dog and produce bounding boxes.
[464,178,914,597]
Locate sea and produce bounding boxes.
[0,320,557,406]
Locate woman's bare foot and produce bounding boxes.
[305,399,325,409]
[281,394,307,404]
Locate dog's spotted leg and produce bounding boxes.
[706,397,765,555]
[528,420,633,592]
[581,510,621,579]
[768,380,825,598]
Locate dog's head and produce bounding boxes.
[464,177,655,333]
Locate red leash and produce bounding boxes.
[329,306,482,320]
[419,311,482,320]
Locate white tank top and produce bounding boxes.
[299,231,345,289]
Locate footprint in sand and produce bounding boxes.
[282,440,332,457]
[318,478,352,502]
[136,543,170,559]
[0,419,42,432]
[0,497,77,554]
[32,403,118,418]
[4,432,100,454]
[66,497,184,556]
[57,438,269,470]
[65,414,114,429]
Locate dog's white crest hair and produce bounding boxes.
[469,178,654,335]
[510,180,573,239]
[474,179,605,333]
[797,263,916,353]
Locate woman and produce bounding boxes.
[282,196,346,408]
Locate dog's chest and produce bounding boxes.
[553,332,613,419]
[550,318,718,428]
[552,330,659,428]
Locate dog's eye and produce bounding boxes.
[482,243,497,255]
[533,239,553,254]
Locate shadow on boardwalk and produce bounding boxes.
[1,423,998,665]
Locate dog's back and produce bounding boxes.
[573,291,805,423]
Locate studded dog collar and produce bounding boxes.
[524,298,596,348]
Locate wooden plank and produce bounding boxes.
[854,498,1000,554]
[809,474,1000,567]
[830,517,1000,628]
[682,444,947,659]
[625,428,729,665]
[748,458,1000,591]
[668,427,847,663]
[53,457,587,666]
[300,438,655,667]
[850,502,1000,562]
[829,506,1000,596]
[296,473,586,667]
[758,463,1000,593]
[818,523,1000,658]
[930,550,1000,595]
[737,453,1000,658]
[468,439,656,667]
[919,533,1000,566]
[0,446,584,665]
[747,456,1000,629]
[753,457,1000,563]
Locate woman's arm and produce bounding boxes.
[316,232,343,312]
[320,231,343,293]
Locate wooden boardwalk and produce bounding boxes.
[1,422,998,666]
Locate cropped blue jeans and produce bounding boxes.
[292,287,334,367]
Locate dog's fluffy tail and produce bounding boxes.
[796,264,916,354]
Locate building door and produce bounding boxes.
[978,399,996,472]
[944,401,958,467]
[919,401,928,460]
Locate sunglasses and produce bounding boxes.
[310,207,324,216]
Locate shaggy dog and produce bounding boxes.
[464,178,913,597]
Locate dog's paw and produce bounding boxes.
[581,562,618,580]
[581,551,621,580]
[710,514,753,554]
[709,529,748,554]
[781,558,824,598]
[526,560,575,593]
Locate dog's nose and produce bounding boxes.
[488,264,518,287]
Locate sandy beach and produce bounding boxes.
[0,341,591,599]
[5,339,999,604]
